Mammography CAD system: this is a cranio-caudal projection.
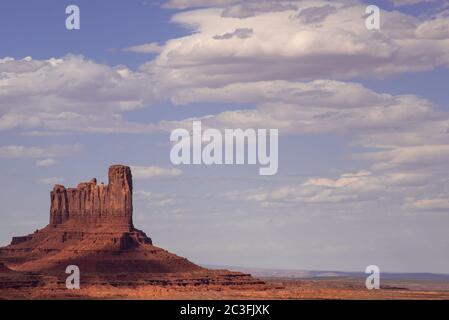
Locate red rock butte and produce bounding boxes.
[0,165,261,287]
[49,165,134,227]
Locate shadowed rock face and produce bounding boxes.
[0,165,262,288]
[50,165,133,226]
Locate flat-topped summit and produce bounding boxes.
[50,165,133,226]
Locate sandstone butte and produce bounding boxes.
[0,165,262,288]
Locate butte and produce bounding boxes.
[0,165,262,287]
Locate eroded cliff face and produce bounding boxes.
[0,165,157,270]
[50,165,133,226]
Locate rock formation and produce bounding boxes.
[0,165,261,288]
[50,165,133,226]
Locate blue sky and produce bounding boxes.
[1,0,449,273]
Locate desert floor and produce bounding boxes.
[2,277,449,300]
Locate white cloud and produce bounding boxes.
[131,166,183,179]
[0,55,158,133]
[3,2,449,137]
[159,76,449,193]
[403,197,449,211]
[143,1,449,89]
[0,145,81,159]
[353,117,449,149]
[170,79,393,107]
[227,171,383,206]
[416,16,449,39]
[0,112,160,134]
[0,55,152,113]
[163,0,240,9]
[226,169,433,209]
[389,0,439,7]
[293,4,337,24]
[161,80,440,137]
[213,28,253,39]
[35,158,57,167]
[134,190,176,206]
[221,1,298,18]
[124,42,164,54]
[0,0,447,218]
[362,145,449,170]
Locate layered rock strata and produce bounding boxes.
[0,165,261,288]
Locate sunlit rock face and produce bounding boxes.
[50,165,133,227]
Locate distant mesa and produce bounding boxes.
[0,165,261,287]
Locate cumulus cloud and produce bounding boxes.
[3,2,449,137]
[0,55,158,133]
[0,55,152,113]
[160,73,449,200]
[416,17,449,39]
[124,42,164,54]
[131,166,183,179]
[1,0,448,216]
[221,1,298,18]
[143,1,449,89]
[162,80,441,137]
[213,28,253,39]
[293,4,337,24]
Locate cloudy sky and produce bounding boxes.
[1,0,449,273]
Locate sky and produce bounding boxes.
[1,0,449,273]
